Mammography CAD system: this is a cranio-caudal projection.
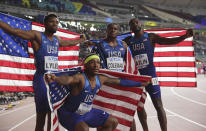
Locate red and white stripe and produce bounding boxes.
[0,22,80,92]
[94,69,151,131]
[145,29,196,88]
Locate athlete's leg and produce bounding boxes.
[100,115,118,131]
[35,112,47,131]
[129,119,136,131]
[33,72,51,131]
[137,108,148,131]
[47,111,51,131]
[84,108,115,131]
[151,97,167,131]
[75,122,89,131]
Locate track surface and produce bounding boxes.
[0,75,205,131]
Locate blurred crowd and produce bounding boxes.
[0,91,34,106]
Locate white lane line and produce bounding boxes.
[0,103,34,117]
[8,114,36,131]
[195,88,206,94]
[148,114,176,118]
[171,88,206,106]
[165,108,206,129]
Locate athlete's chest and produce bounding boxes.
[129,38,149,52]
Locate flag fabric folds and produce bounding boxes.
[118,30,196,88]
[147,29,196,88]
[0,13,80,92]
[45,67,83,131]
[45,67,151,131]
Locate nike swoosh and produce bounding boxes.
[153,91,159,94]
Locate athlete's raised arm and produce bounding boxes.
[0,20,38,40]
[58,34,86,47]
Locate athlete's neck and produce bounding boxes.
[134,31,144,38]
[44,31,54,40]
[84,71,96,81]
[105,37,118,47]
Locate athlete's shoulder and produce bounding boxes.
[122,36,132,44]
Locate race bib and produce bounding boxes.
[134,54,149,69]
[152,77,159,85]
[45,56,58,71]
[76,102,92,115]
[107,57,124,71]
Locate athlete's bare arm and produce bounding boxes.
[58,34,86,47]
[99,74,150,87]
[0,20,39,40]
[122,41,128,49]
[45,73,83,86]
[149,29,193,47]
[0,20,42,52]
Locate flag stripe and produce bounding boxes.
[156,72,196,77]
[154,62,195,67]
[158,77,196,82]
[0,60,35,69]
[155,41,193,47]
[93,105,133,122]
[58,56,79,61]
[0,79,32,86]
[93,100,134,116]
[154,47,194,52]
[115,116,132,127]
[0,72,33,80]
[0,54,34,63]
[154,57,195,62]
[155,67,195,72]
[159,82,197,87]
[154,51,194,57]
[0,66,35,75]
[0,86,33,92]
[99,85,142,100]
[97,90,138,106]
[94,95,137,110]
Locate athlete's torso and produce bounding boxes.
[34,32,59,73]
[63,73,101,114]
[101,40,126,72]
[128,32,156,76]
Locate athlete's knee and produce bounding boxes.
[75,122,89,131]
[137,108,147,118]
[103,115,118,129]
[111,116,118,128]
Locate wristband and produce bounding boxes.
[120,78,142,87]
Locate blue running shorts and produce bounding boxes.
[58,107,109,131]
[33,72,50,112]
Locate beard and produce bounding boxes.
[46,27,57,34]
[133,26,142,33]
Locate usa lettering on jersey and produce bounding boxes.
[132,43,145,51]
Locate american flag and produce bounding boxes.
[45,67,83,131]
[0,13,196,131]
[45,66,151,131]
[146,29,196,88]
[0,13,80,92]
[91,45,147,130]
[118,30,196,88]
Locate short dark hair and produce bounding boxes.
[107,23,119,29]
[44,14,58,24]
[129,18,139,24]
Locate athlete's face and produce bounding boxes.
[129,18,142,33]
[106,24,119,38]
[45,17,59,33]
[85,59,100,75]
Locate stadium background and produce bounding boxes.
[0,0,205,131]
